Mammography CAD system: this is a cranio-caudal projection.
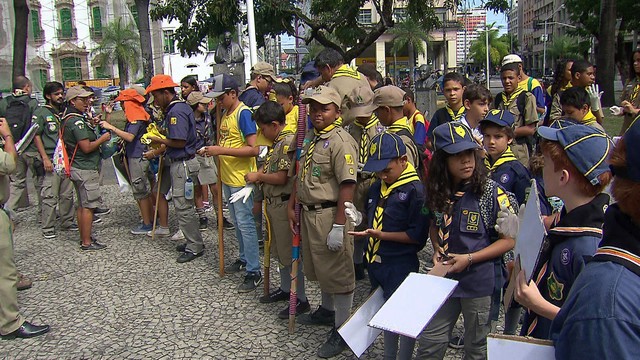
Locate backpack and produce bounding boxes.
[4,96,33,140]
[494,92,534,152]
[52,114,79,177]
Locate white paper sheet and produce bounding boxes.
[338,287,384,358]
[368,273,458,338]
[514,179,547,282]
[488,335,555,360]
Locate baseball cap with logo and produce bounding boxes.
[480,109,515,128]
[65,85,94,101]
[250,62,275,81]
[301,85,341,107]
[373,86,406,108]
[346,86,376,118]
[363,132,407,172]
[502,54,523,66]
[186,91,213,106]
[432,122,482,154]
[206,74,240,98]
[145,74,179,94]
[537,123,613,185]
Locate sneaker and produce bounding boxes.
[237,273,263,293]
[225,259,246,273]
[297,306,335,326]
[203,202,212,212]
[94,208,111,216]
[17,273,32,291]
[199,217,208,231]
[62,223,79,232]
[258,239,264,249]
[278,298,311,319]
[449,335,464,349]
[92,215,102,224]
[223,217,235,230]
[317,327,347,358]
[43,229,56,239]
[170,229,185,241]
[147,226,170,237]
[131,223,153,235]
[176,250,204,263]
[259,288,289,304]
[81,242,107,251]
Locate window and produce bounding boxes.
[91,6,102,37]
[60,57,82,82]
[95,66,109,79]
[34,69,48,88]
[393,7,406,22]
[358,9,372,24]
[59,8,73,38]
[129,5,139,28]
[31,10,43,41]
[163,30,175,53]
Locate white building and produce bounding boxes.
[456,7,487,67]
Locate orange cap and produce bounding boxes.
[145,74,179,94]
[114,88,146,103]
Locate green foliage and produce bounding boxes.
[92,19,141,84]
[468,24,509,67]
[564,0,640,37]
[546,35,584,61]
[389,17,431,57]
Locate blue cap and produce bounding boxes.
[480,109,515,128]
[537,124,612,185]
[548,118,578,130]
[614,115,640,181]
[363,133,407,172]
[432,122,481,154]
[206,74,239,98]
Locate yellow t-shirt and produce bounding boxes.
[219,103,257,187]
[283,105,299,133]
[518,77,542,92]
[407,109,426,135]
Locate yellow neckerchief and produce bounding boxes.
[501,87,525,107]
[387,117,411,134]
[445,105,465,122]
[365,162,420,263]
[484,146,518,172]
[302,118,343,179]
[354,114,379,164]
[581,110,598,126]
[332,64,361,80]
[631,76,640,102]
[264,128,294,174]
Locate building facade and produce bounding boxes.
[456,7,487,67]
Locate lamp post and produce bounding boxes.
[542,4,564,77]
[484,24,497,89]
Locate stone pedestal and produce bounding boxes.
[210,63,246,87]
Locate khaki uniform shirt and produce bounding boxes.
[262,132,295,199]
[326,65,371,126]
[349,117,384,213]
[296,127,358,205]
[499,92,537,166]
[0,148,17,205]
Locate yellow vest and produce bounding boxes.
[219,103,257,187]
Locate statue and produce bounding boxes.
[214,31,244,64]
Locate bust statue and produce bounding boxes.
[214,31,244,64]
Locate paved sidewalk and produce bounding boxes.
[6,184,468,359]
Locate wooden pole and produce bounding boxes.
[151,155,164,240]
[216,103,225,277]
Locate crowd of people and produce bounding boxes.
[0,45,639,359]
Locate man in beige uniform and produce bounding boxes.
[288,86,358,358]
[0,117,49,339]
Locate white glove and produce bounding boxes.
[327,224,345,251]
[229,184,255,204]
[257,145,268,161]
[586,84,603,112]
[494,204,519,239]
[344,201,363,226]
[610,106,624,116]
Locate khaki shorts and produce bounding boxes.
[70,168,102,209]
[128,157,152,199]
[301,206,355,293]
[265,199,292,266]
[196,155,217,185]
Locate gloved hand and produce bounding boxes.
[326,224,345,251]
[609,106,624,116]
[495,203,519,239]
[586,84,603,112]
[344,201,363,226]
[229,184,256,204]
[257,145,268,161]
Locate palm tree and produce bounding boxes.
[92,19,141,89]
[468,24,509,73]
[546,34,583,64]
[390,16,431,86]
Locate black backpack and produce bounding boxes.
[4,96,33,140]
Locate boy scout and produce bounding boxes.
[559,87,605,131]
[287,85,358,358]
[346,85,384,280]
[245,101,309,318]
[145,75,204,263]
[34,81,75,239]
[0,117,50,339]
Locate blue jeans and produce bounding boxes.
[222,183,260,274]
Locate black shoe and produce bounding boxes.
[176,243,205,252]
[259,288,289,304]
[317,327,347,358]
[223,218,235,230]
[80,242,107,251]
[238,272,263,293]
[92,215,102,224]
[278,298,311,319]
[94,207,111,216]
[297,306,335,326]
[225,259,246,273]
[2,321,50,339]
[176,251,203,263]
[449,335,464,349]
[199,217,208,231]
[354,263,366,281]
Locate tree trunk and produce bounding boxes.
[135,0,154,86]
[408,42,415,86]
[118,59,128,89]
[596,0,616,107]
[12,0,28,79]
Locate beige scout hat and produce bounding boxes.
[302,85,341,107]
[501,54,523,66]
[250,61,276,81]
[346,86,376,118]
[65,85,94,101]
[373,85,406,108]
[186,91,213,106]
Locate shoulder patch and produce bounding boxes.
[344,154,354,165]
[74,120,84,129]
[500,173,510,184]
[170,117,177,125]
[547,272,565,301]
[560,248,571,266]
